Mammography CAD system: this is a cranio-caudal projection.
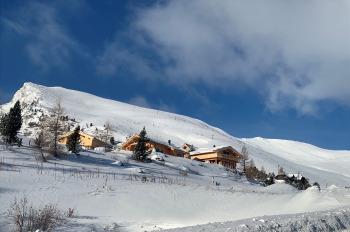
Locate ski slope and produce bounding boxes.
[1,82,350,186]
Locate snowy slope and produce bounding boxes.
[0,82,239,147]
[1,145,350,232]
[1,82,349,186]
[161,207,350,232]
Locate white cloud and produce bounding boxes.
[99,0,350,114]
[2,2,88,70]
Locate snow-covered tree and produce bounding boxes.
[0,100,22,145]
[132,127,149,162]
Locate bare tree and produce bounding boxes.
[41,100,66,157]
[239,145,250,173]
[34,131,47,162]
[278,165,285,175]
[102,121,112,144]
[8,197,66,232]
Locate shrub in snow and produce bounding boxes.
[66,208,74,218]
[7,197,66,232]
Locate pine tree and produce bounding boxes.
[0,100,22,145]
[66,126,81,155]
[132,127,149,162]
[110,136,115,145]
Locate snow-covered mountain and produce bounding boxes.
[1,82,349,186]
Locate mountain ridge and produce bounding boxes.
[1,82,349,186]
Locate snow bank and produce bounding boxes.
[162,207,350,232]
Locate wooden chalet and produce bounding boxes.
[121,134,187,157]
[58,131,108,149]
[190,146,241,169]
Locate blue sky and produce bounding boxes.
[1,0,349,149]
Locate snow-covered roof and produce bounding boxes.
[190,145,239,155]
[287,174,304,180]
[122,134,184,151]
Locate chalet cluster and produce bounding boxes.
[121,134,241,169]
[58,131,242,170]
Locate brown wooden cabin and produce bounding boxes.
[121,134,187,157]
[58,131,108,150]
[190,146,241,170]
[182,143,196,152]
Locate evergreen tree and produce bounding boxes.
[0,100,22,145]
[132,127,149,161]
[110,136,115,145]
[66,126,81,155]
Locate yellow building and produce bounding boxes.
[190,146,241,169]
[58,131,108,149]
[121,134,187,157]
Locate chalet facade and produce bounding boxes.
[182,143,196,152]
[58,131,108,149]
[121,134,187,157]
[190,146,241,169]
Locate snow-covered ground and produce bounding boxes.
[1,83,350,231]
[161,207,350,232]
[1,82,349,187]
[1,144,350,231]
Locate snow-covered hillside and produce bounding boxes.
[1,145,349,231]
[1,82,349,186]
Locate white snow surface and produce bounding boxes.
[1,83,350,231]
[1,145,350,232]
[161,207,350,232]
[1,82,350,188]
